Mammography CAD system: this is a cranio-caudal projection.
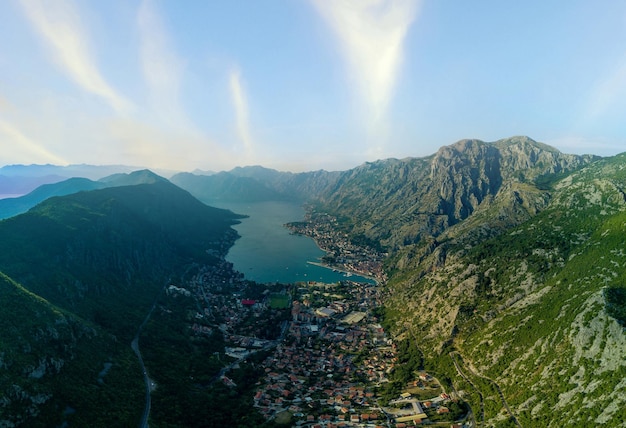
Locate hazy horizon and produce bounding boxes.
[0,134,619,178]
[2,1,625,172]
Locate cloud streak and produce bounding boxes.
[19,0,131,113]
[0,119,68,165]
[137,0,188,128]
[229,68,255,160]
[311,0,419,123]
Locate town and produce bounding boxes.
[251,279,467,427]
[162,234,470,427]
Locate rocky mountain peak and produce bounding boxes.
[315,136,598,249]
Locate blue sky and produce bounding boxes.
[1,0,625,172]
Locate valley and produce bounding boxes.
[4,0,626,425]
[134,245,470,427]
[1,136,625,427]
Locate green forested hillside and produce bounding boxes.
[0,273,144,427]
[0,178,242,426]
[0,168,173,220]
[0,180,239,337]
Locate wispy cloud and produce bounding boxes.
[311,0,419,123]
[229,68,255,159]
[137,0,188,128]
[0,119,68,165]
[18,0,131,113]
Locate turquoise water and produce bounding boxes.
[212,201,374,284]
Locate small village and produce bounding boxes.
[286,210,387,283]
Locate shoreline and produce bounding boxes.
[285,207,387,285]
[296,227,382,284]
[306,261,379,284]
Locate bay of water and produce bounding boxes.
[212,201,374,284]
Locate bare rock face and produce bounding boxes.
[317,136,597,248]
[429,139,501,221]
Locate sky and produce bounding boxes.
[1,0,626,172]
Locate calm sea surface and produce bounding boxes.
[211,201,374,284]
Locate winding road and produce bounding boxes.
[450,351,522,427]
[131,337,152,428]
[450,351,483,426]
[132,288,164,428]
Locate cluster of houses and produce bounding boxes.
[172,246,467,427]
[286,212,387,282]
[250,277,467,427]
[183,259,289,343]
[253,281,400,426]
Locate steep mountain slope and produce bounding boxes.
[0,273,143,427]
[315,137,597,249]
[0,178,241,426]
[0,179,239,336]
[382,154,626,426]
[301,139,622,426]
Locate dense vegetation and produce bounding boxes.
[604,286,626,326]
[140,289,278,428]
[0,273,144,427]
[0,179,238,338]
[0,178,242,426]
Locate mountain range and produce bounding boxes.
[0,164,137,196]
[0,136,624,427]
